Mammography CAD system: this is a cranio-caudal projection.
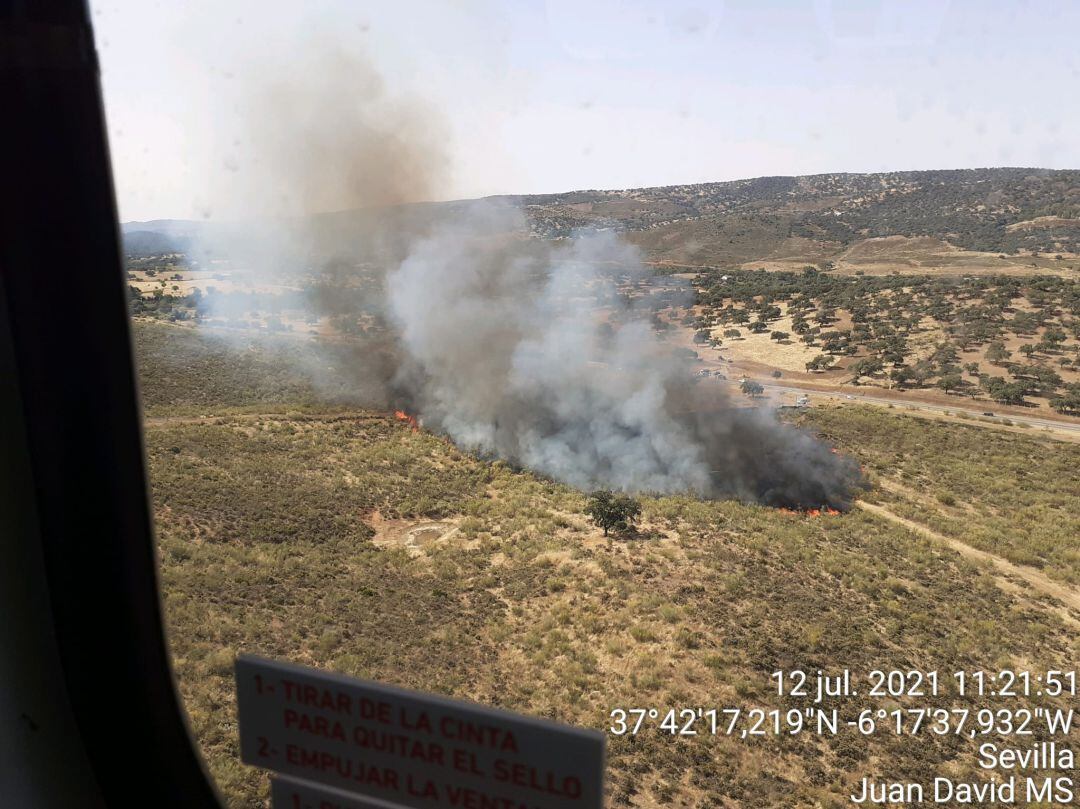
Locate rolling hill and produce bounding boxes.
[123,168,1080,270]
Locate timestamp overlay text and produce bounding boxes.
[609,669,1078,805]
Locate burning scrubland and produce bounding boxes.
[137,367,1080,807]
[381,201,864,509]
[175,45,864,510]
[124,28,1080,809]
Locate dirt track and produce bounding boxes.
[760,382,1080,439]
[856,500,1080,619]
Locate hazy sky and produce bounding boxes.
[92,0,1080,222]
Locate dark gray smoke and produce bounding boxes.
[385,202,863,509]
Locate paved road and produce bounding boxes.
[758,381,1080,435]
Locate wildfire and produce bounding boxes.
[394,410,419,431]
[780,506,841,517]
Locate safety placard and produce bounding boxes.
[236,655,605,809]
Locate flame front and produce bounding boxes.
[394,410,419,431]
[780,506,841,517]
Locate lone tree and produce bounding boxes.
[584,491,642,536]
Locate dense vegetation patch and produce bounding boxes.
[688,269,1080,411]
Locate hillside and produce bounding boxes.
[516,168,1080,265]
[133,321,1080,808]
[122,229,187,257]
[123,169,1080,269]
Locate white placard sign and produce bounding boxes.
[236,655,605,809]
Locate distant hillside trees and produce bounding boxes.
[1051,384,1080,415]
[937,373,964,394]
[805,355,834,372]
[986,341,1011,364]
[849,357,883,382]
[980,376,1028,405]
[695,266,1078,415]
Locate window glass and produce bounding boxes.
[95,2,1080,806]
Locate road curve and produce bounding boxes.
[758,382,1080,435]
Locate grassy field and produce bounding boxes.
[802,406,1080,584]
[133,321,323,415]
[136,322,1080,808]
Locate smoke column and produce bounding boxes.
[386,202,863,508]
[192,45,864,509]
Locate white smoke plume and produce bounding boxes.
[388,203,713,493]
[385,202,863,508]
[183,44,863,509]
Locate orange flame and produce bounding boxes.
[780,506,842,517]
[394,410,419,431]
